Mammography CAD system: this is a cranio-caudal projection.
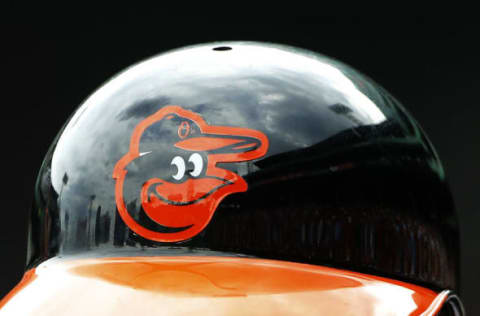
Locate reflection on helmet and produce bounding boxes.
[29,42,459,293]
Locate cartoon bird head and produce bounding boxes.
[113,105,269,242]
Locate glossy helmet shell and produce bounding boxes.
[29,42,459,291]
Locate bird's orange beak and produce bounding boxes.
[174,125,269,163]
[146,177,229,205]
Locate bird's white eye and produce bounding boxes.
[188,153,203,177]
[171,156,186,180]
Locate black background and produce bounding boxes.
[1,20,479,313]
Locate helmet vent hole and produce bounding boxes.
[213,46,232,51]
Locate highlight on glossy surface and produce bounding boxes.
[0,256,448,316]
[0,270,36,311]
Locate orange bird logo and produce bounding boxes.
[113,105,269,242]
